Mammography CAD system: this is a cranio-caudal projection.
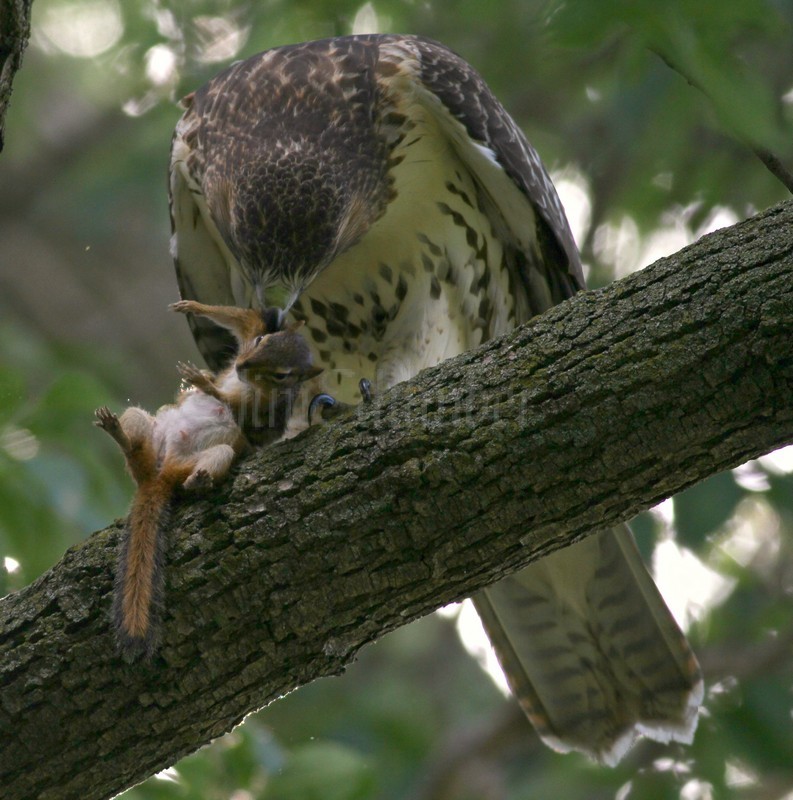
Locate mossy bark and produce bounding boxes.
[1,200,792,800]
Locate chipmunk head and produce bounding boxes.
[236,319,323,389]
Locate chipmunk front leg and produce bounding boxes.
[170,299,213,317]
[177,361,222,399]
[171,300,265,343]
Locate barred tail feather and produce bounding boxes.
[473,524,703,765]
[113,479,172,661]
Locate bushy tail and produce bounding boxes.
[113,478,172,661]
[473,525,703,765]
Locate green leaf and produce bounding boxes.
[630,510,661,562]
[0,367,27,421]
[263,742,377,800]
[673,471,744,549]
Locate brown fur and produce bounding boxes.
[97,302,321,661]
[171,300,323,445]
[96,399,246,660]
[121,477,173,640]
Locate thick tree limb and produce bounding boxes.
[1,200,792,800]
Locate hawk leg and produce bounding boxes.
[308,379,374,425]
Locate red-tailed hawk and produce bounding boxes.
[169,33,702,764]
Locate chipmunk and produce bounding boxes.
[170,300,323,445]
[96,302,321,660]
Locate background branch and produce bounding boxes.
[651,47,793,195]
[1,199,792,800]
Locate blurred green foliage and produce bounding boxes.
[0,321,129,591]
[2,0,792,798]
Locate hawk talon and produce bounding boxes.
[308,393,359,424]
[308,393,338,425]
[359,378,373,403]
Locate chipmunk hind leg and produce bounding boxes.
[119,408,158,484]
[181,444,237,491]
[96,407,158,485]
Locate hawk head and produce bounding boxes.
[174,40,397,312]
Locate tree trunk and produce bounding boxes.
[0,0,33,152]
[1,199,792,800]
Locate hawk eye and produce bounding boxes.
[253,334,265,346]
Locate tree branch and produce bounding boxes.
[651,47,793,195]
[1,199,792,800]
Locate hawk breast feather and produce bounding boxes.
[169,35,583,368]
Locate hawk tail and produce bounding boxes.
[472,524,703,765]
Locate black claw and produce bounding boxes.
[309,393,337,425]
[359,378,373,403]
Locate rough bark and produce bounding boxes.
[0,0,33,153]
[1,199,792,800]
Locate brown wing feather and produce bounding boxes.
[407,35,584,296]
[397,35,703,761]
[473,527,703,765]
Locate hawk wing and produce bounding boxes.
[402,37,702,763]
[406,36,584,303]
[170,101,245,370]
[168,34,702,764]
